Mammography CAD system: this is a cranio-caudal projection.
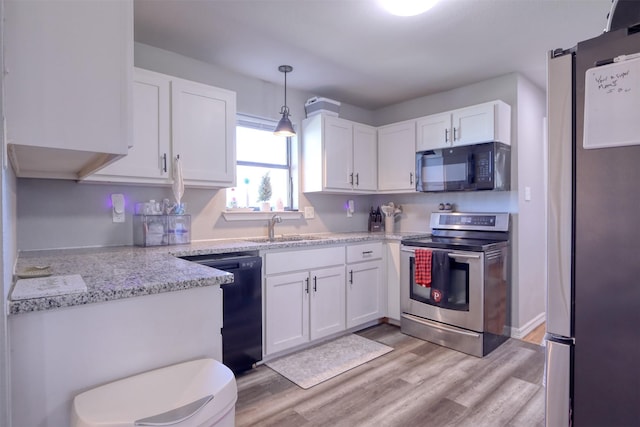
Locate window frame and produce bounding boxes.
[233,114,295,210]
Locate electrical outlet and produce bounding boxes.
[111,193,125,223]
[347,199,354,217]
[304,206,315,219]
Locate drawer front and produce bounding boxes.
[266,246,344,275]
[346,242,383,263]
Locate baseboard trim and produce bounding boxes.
[510,312,545,339]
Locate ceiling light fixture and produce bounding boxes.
[274,65,296,137]
[378,0,440,17]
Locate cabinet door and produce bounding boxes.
[90,69,171,183]
[4,0,133,178]
[310,266,346,341]
[416,112,452,151]
[323,116,354,190]
[347,260,383,328]
[352,124,378,191]
[377,121,416,192]
[171,78,237,188]
[265,272,310,355]
[452,103,495,147]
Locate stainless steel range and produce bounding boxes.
[400,212,511,357]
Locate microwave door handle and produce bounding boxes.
[468,153,476,185]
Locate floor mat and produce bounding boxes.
[265,334,393,389]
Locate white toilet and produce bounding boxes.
[71,358,237,427]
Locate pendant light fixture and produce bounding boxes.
[274,65,296,137]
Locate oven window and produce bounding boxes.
[409,255,470,311]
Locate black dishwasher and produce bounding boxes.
[181,252,262,374]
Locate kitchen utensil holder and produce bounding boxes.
[384,216,395,234]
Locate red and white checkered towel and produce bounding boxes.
[414,249,432,287]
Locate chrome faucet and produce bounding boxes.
[268,214,282,241]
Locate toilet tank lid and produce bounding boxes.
[72,359,237,426]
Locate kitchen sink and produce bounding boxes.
[245,235,324,243]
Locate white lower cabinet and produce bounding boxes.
[309,266,347,340]
[265,246,346,355]
[346,242,384,328]
[347,260,383,328]
[265,271,309,354]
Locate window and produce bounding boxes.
[226,115,294,210]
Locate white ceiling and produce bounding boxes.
[134,0,613,110]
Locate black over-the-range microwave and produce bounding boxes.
[416,141,511,192]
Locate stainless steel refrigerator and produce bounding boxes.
[546,23,640,427]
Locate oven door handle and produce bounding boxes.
[447,253,481,260]
[400,247,480,260]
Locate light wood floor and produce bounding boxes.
[236,324,545,427]
[522,323,546,346]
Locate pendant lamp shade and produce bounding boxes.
[274,65,296,136]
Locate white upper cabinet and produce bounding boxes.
[90,69,171,184]
[302,114,377,194]
[452,101,511,147]
[4,0,133,179]
[377,120,416,192]
[416,100,511,151]
[416,112,452,151]
[322,116,354,191]
[88,69,236,188]
[352,124,378,191]
[171,78,236,187]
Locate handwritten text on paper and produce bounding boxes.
[592,69,632,94]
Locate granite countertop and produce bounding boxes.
[10,231,429,315]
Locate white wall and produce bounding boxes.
[373,73,519,126]
[513,75,547,335]
[16,178,375,250]
[1,0,17,422]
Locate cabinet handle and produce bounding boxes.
[356,173,359,186]
[362,250,373,255]
[445,128,449,143]
[349,173,354,185]
[410,172,414,185]
[349,270,353,284]
[453,127,458,141]
[162,153,167,173]
[313,276,317,292]
[305,277,309,294]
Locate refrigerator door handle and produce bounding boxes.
[545,337,573,427]
[546,51,574,339]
